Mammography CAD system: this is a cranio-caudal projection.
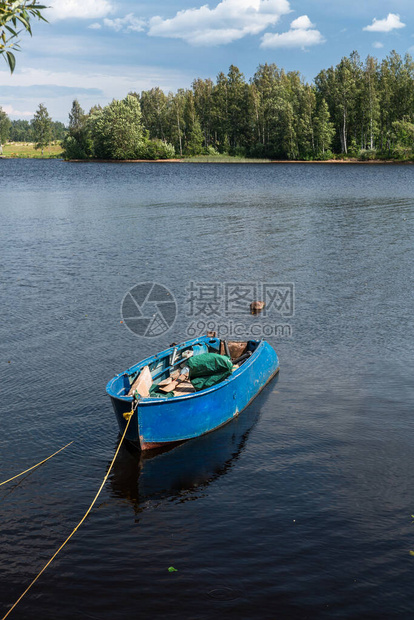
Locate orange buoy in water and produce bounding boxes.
[250,301,265,315]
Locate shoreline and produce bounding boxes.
[66,158,414,164]
[2,155,414,164]
[67,158,414,164]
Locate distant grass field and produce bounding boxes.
[2,142,63,158]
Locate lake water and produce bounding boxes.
[1,160,414,619]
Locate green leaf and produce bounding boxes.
[4,25,18,35]
[6,51,16,73]
[168,566,178,572]
[16,15,30,31]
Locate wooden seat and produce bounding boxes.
[173,381,196,396]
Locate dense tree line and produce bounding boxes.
[61,51,414,161]
[8,117,66,142]
[137,51,414,160]
[3,50,414,160]
[315,51,414,158]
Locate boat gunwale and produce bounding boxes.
[106,337,267,404]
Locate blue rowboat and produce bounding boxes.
[106,335,279,451]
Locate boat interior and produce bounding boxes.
[111,338,260,400]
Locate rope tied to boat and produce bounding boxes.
[123,398,137,421]
[2,402,137,620]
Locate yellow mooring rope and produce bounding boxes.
[2,406,135,620]
[0,442,74,487]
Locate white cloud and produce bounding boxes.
[148,0,291,46]
[48,0,113,21]
[373,41,384,49]
[290,15,314,30]
[88,22,102,30]
[261,14,324,49]
[2,104,32,117]
[104,13,146,33]
[363,13,405,33]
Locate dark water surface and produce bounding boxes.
[1,160,414,619]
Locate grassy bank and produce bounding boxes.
[2,142,63,158]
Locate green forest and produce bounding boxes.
[3,51,414,161]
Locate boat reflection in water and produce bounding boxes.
[110,374,278,512]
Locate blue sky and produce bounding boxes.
[1,0,414,123]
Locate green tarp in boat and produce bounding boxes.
[149,384,174,399]
[187,353,233,391]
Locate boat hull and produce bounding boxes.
[107,338,279,451]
